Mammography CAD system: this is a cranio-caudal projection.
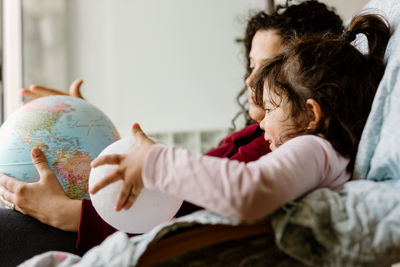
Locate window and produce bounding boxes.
[2,0,22,121]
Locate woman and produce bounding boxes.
[0,1,343,266]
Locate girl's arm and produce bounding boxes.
[143,135,350,223]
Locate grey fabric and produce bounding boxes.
[272,180,400,266]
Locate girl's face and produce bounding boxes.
[246,30,283,122]
[259,87,296,151]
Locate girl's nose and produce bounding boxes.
[259,119,265,130]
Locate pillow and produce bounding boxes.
[353,0,400,181]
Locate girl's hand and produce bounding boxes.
[0,148,82,232]
[21,79,84,102]
[90,123,155,211]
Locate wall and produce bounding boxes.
[19,0,371,138]
[321,0,370,21]
[65,0,256,137]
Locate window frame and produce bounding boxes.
[2,0,22,122]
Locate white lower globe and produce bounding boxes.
[89,136,183,233]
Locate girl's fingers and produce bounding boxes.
[132,123,149,145]
[123,190,139,210]
[90,169,123,194]
[115,182,133,211]
[91,154,124,168]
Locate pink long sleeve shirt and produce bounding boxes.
[142,135,350,223]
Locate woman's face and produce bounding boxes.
[245,30,283,122]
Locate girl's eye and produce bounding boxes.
[264,105,277,113]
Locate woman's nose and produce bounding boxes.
[245,72,254,88]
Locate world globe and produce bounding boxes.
[0,95,120,200]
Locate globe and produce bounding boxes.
[0,95,120,200]
[89,136,183,233]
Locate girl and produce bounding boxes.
[91,14,391,222]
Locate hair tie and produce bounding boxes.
[344,30,356,43]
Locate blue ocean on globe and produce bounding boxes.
[0,95,120,200]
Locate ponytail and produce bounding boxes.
[345,14,391,61]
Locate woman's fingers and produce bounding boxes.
[0,173,20,193]
[32,85,68,97]
[91,154,124,168]
[0,173,20,209]
[21,79,84,100]
[21,88,41,99]
[0,185,16,207]
[30,148,56,183]
[69,79,84,99]
[90,168,123,194]
[21,85,67,101]
[0,196,16,210]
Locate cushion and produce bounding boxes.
[353,0,400,181]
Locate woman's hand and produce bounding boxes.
[21,79,84,102]
[90,123,155,211]
[0,148,82,232]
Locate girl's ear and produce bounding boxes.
[306,99,322,130]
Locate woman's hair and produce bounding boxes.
[232,0,344,130]
[251,14,391,171]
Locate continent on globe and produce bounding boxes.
[0,95,120,200]
[15,100,75,147]
[53,149,92,200]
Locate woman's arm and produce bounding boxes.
[77,199,119,250]
[205,123,271,162]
